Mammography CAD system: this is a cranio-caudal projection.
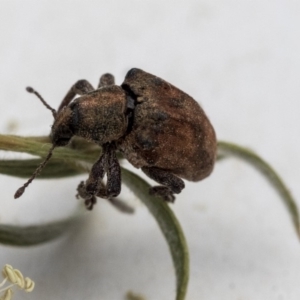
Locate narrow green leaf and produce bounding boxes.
[122,168,189,300]
[217,141,300,238]
[0,213,83,246]
[0,159,86,178]
[0,134,99,162]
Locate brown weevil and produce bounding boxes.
[15,68,217,210]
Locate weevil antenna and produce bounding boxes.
[14,145,56,199]
[26,87,57,118]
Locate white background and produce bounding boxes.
[0,1,300,299]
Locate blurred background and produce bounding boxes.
[0,1,299,299]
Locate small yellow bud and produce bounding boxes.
[24,277,35,292]
[1,288,13,300]
[12,270,24,289]
[1,265,12,279]
[2,266,17,284]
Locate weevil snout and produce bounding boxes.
[50,106,74,146]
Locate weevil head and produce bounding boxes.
[50,106,74,146]
[14,87,77,199]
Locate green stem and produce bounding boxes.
[217,141,300,238]
[122,169,189,300]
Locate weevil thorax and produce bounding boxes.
[68,85,128,145]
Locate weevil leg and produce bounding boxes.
[85,150,108,196]
[58,79,95,112]
[77,152,108,210]
[76,181,97,210]
[142,166,185,203]
[142,166,185,193]
[106,145,121,197]
[96,143,121,198]
[149,186,175,203]
[77,143,121,210]
[81,180,132,213]
[98,73,115,88]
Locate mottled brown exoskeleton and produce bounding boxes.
[15,68,217,210]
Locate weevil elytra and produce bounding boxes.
[15,68,217,209]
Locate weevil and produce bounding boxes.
[15,68,217,210]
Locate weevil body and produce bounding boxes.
[15,68,217,209]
